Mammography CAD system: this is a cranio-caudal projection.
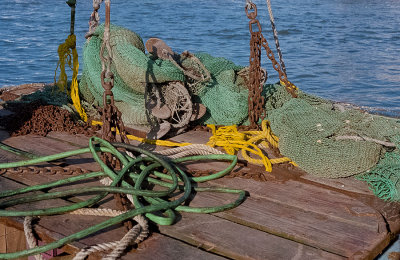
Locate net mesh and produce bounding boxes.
[79,24,185,126]
[79,25,400,201]
[356,136,400,202]
[265,84,400,201]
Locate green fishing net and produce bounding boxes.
[79,24,185,126]
[265,84,400,201]
[80,24,248,126]
[79,24,400,201]
[190,53,248,125]
[356,136,400,201]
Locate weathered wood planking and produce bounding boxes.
[128,234,227,260]
[0,131,395,259]
[0,222,28,260]
[185,189,388,258]
[158,212,345,260]
[0,174,225,260]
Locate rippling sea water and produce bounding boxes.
[0,0,399,115]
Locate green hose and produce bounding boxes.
[0,136,246,259]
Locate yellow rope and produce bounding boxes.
[90,120,295,171]
[91,120,191,147]
[55,34,88,121]
[206,120,296,171]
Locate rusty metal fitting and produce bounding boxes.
[249,19,262,34]
[245,2,257,20]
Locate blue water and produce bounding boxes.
[1,0,399,115]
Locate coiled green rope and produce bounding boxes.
[0,137,246,259]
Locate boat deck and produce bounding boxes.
[0,129,399,259]
[0,85,399,259]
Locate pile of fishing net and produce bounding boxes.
[264,83,400,201]
[79,24,248,127]
[78,24,400,202]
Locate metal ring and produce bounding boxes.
[245,3,257,20]
[249,19,262,34]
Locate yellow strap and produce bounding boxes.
[55,34,88,121]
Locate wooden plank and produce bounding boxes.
[0,223,6,254]
[23,130,390,201]
[125,233,227,260]
[208,177,385,230]
[0,83,46,98]
[301,174,373,195]
[159,212,345,260]
[186,189,388,258]
[0,224,28,260]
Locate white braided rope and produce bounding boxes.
[24,216,44,260]
[71,212,149,260]
[73,241,119,260]
[69,208,125,217]
[156,144,223,159]
[103,215,148,260]
[335,135,396,147]
[70,176,149,260]
[265,0,287,75]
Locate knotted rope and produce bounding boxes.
[207,120,295,171]
[54,28,87,121]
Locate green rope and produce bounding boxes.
[0,136,246,259]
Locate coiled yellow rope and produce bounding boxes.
[91,120,295,171]
[206,120,295,171]
[55,34,88,121]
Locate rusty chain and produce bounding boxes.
[0,165,90,176]
[99,0,129,146]
[245,2,297,128]
[99,0,132,230]
[246,3,265,129]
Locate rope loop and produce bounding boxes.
[206,120,295,171]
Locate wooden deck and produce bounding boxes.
[0,85,399,259]
[0,128,399,259]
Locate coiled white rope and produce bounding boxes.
[24,216,44,260]
[72,214,148,260]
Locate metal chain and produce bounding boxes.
[259,33,297,98]
[85,0,104,38]
[99,0,129,145]
[245,2,297,123]
[0,165,90,176]
[99,0,132,231]
[246,3,266,128]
